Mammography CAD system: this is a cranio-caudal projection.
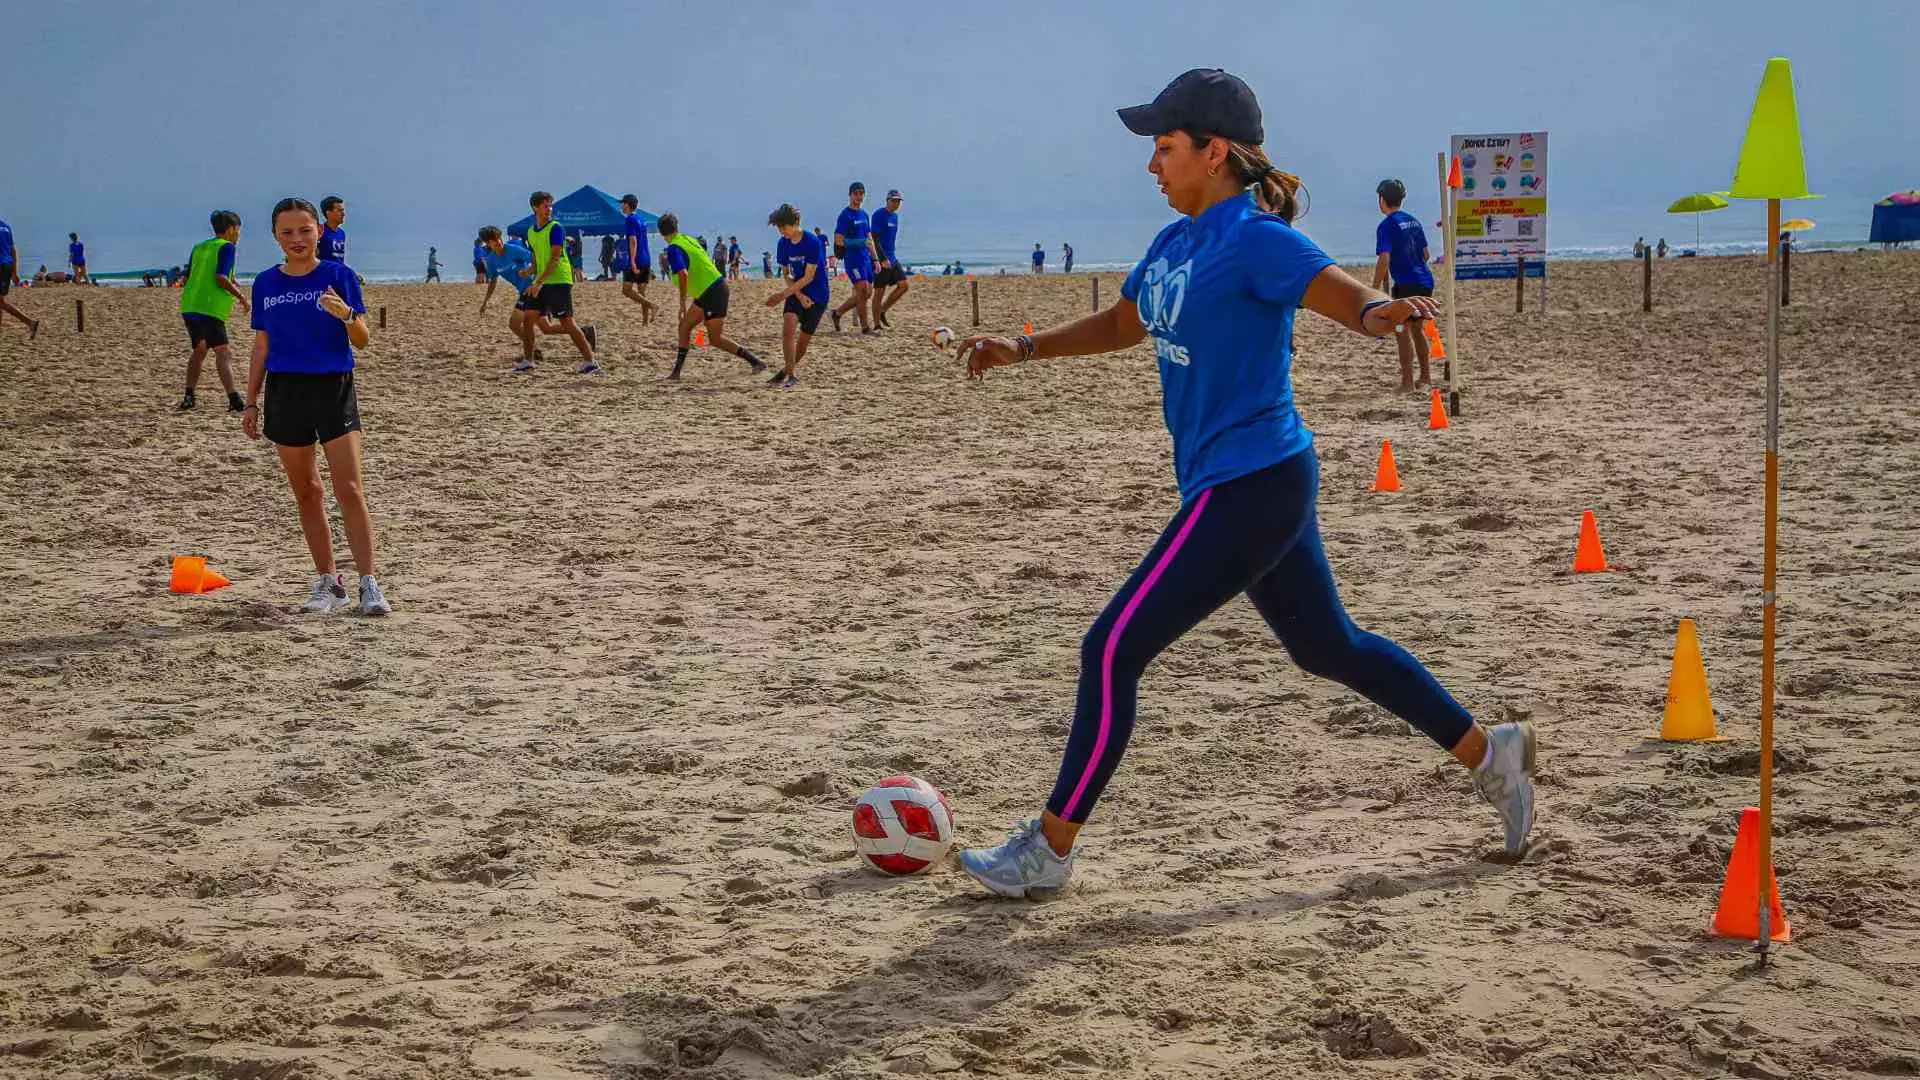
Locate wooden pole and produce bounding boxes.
[76,299,85,333]
[969,280,979,327]
[1781,235,1792,307]
[1643,248,1654,313]
[1092,275,1100,313]
[378,306,388,329]
[1515,256,1525,313]
[1758,195,1782,960]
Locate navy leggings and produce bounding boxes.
[1047,449,1475,824]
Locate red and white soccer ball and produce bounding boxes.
[852,776,955,876]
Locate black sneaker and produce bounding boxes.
[830,310,842,333]
[177,391,196,411]
[766,370,788,386]
[748,358,767,375]
[227,392,246,412]
[583,324,597,351]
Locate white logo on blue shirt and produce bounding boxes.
[1138,256,1193,366]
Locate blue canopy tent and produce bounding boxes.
[506,185,657,240]
[1869,191,1920,246]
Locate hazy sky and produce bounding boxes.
[2,0,1908,271]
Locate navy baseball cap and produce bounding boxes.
[885,189,903,200]
[1118,68,1263,145]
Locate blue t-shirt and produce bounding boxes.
[250,260,366,375]
[70,242,86,265]
[871,208,900,262]
[835,206,871,245]
[666,244,689,276]
[213,244,236,279]
[1376,210,1433,289]
[320,225,347,263]
[1032,248,1045,267]
[778,231,830,304]
[472,241,486,265]
[483,242,534,294]
[623,213,651,266]
[0,219,13,266]
[1121,192,1336,501]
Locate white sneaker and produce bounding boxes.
[301,572,350,614]
[957,818,1075,899]
[1473,721,1537,856]
[357,575,393,616]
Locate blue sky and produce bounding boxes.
[1,0,1908,273]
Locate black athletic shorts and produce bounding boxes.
[874,263,907,287]
[622,266,653,285]
[182,313,230,349]
[264,371,362,448]
[534,283,574,319]
[0,274,10,297]
[691,279,729,319]
[1391,282,1434,320]
[513,290,537,312]
[472,259,486,274]
[784,295,826,335]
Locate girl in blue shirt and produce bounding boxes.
[955,69,1536,899]
[243,196,391,617]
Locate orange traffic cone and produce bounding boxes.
[169,555,232,594]
[1711,807,1791,942]
[1427,388,1450,430]
[1372,440,1402,492]
[694,329,706,347]
[1660,618,1725,741]
[1023,322,1035,335]
[1572,510,1609,573]
[1424,320,1447,360]
[1447,155,1463,189]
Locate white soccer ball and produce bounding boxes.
[852,776,955,876]
[931,326,954,350]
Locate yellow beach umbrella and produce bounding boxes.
[1780,218,1815,232]
[1666,191,1731,251]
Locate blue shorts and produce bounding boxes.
[843,251,874,284]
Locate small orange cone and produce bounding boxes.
[694,329,706,347]
[1660,618,1725,741]
[1572,510,1609,573]
[169,555,232,594]
[1711,807,1791,942]
[1023,322,1035,335]
[1372,440,1402,492]
[1427,388,1450,430]
[1424,320,1447,359]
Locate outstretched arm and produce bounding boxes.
[958,299,1146,380]
[1302,265,1438,337]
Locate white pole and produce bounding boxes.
[1441,151,1460,410]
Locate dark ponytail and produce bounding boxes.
[1189,134,1308,224]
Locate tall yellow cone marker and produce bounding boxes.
[1727,56,1818,962]
[1660,618,1724,741]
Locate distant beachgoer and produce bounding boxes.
[518,191,598,374]
[952,68,1531,900]
[599,233,616,280]
[871,189,909,328]
[68,233,90,284]
[831,181,879,333]
[472,235,488,283]
[712,236,729,281]
[425,246,442,283]
[1657,238,1669,258]
[319,196,348,263]
[659,212,765,382]
[1633,236,1647,259]
[815,227,837,278]
[728,236,743,281]
[954,259,966,275]
[619,194,658,324]
[242,196,390,617]
[765,203,826,388]
[0,215,40,338]
[178,209,250,412]
[1063,242,1075,273]
[762,250,774,278]
[1031,243,1045,274]
[1372,178,1435,390]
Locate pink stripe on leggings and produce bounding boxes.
[1059,488,1212,821]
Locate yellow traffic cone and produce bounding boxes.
[1659,617,1725,741]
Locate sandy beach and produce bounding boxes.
[2,251,1917,1078]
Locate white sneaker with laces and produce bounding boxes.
[301,572,350,614]
[1473,721,1537,856]
[357,575,393,616]
[957,818,1075,899]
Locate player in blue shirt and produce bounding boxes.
[618,194,658,324]
[763,203,830,389]
[1030,243,1045,273]
[472,235,488,283]
[830,181,880,334]
[951,69,1536,899]
[1372,178,1437,390]
[475,225,551,364]
[318,196,348,263]
[0,216,40,339]
[869,189,910,329]
[242,196,392,617]
[68,233,90,284]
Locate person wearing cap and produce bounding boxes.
[830,181,880,334]
[1371,178,1436,391]
[953,68,1537,900]
[870,190,909,328]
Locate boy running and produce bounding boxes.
[519,191,599,374]
[659,212,765,382]
[178,210,250,411]
[0,215,40,338]
[764,203,827,388]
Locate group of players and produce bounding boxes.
[470,182,912,388]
